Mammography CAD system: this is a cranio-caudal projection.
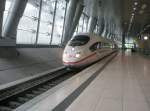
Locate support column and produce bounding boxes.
[102,20,107,37]
[61,2,68,44]
[109,33,112,39]
[122,33,125,50]
[87,0,98,33]
[69,3,84,38]
[97,17,104,36]
[112,34,115,40]
[35,0,43,45]
[104,25,108,37]
[3,0,28,39]
[105,21,110,38]
[0,0,6,37]
[87,17,97,33]
[106,32,110,38]
[50,0,58,45]
[62,0,79,45]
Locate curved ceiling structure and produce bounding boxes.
[84,0,150,40]
[1,0,150,47]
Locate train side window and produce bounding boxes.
[102,43,110,48]
[89,42,101,52]
[97,42,101,49]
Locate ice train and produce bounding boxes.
[63,33,117,68]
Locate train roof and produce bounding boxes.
[74,33,116,44]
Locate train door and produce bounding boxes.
[89,42,102,60]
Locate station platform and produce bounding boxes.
[0,48,63,85]
[15,50,150,111]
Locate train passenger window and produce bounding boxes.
[69,35,90,46]
[102,43,110,48]
[97,42,101,49]
[89,42,101,52]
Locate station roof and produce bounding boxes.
[84,0,150,38]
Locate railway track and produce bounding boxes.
[0,52,117,111]
[0,67,79,111]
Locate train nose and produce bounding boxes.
[63,51,81,59]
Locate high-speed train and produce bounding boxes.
[63,33,117,68]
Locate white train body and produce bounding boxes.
[63,33,117,68]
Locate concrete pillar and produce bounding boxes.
[87,17,97,33]
[105,21,110,38]
[104,22,108,37]
[62,0,79,45]
[102,20,107,37]
[69,3,84,38]
[109,33,112,39]
[109,24,113,39]
[122,33,125,50]
[0,0,6,37]
[106,32,110,38]
[109,34,113,39]
[97,17,104,36]
[112,34,115,40]
[3,0,28,39]
[87,0,98,33]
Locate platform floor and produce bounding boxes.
[66,50,150,111]
[0,48,63,85]
[15,50,150,111]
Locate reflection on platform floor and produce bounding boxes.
[67,50,150,111]
[13,50,150,111]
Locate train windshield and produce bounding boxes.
[69,35,90,46]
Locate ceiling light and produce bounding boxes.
[131,13,135,16]
[141,4,147,9]
[133,7,136,10]
[139,10,144,14]
[144,36,148,40]
[131,15,134,20]
[134,2,138,6]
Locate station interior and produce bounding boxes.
[0,0,150,111]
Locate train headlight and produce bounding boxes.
[63,53,67,58]
[72,48,75,51]
[75,53,81,58]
